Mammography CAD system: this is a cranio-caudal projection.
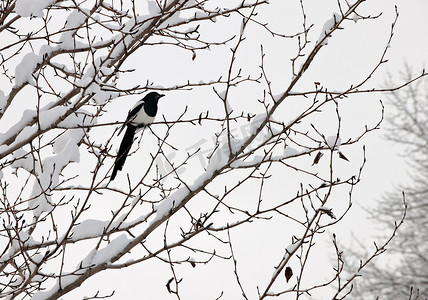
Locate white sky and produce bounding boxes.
[100,1,428,299]
[2,0,428,299]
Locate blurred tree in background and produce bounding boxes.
[349,70,428,300]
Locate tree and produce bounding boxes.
[0,1,425,299]
[347,69,428,300]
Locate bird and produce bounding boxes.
[110,92,164,181]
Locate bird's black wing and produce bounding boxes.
[111,125,137,180]
[127,101,145,122]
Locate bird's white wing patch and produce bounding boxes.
[129,101,155,125]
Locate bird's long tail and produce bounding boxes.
[111,125,137,180]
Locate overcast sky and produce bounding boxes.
[2,0,428,299]
[108,1,428,298]
[77,1,428,299]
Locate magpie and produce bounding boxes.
[110,92,164,180]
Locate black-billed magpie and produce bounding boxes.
[110,92,164,180]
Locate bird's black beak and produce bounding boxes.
[159,94,165,98]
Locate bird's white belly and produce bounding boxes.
[131,113,155,126]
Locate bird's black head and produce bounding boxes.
[144,92,165,104]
